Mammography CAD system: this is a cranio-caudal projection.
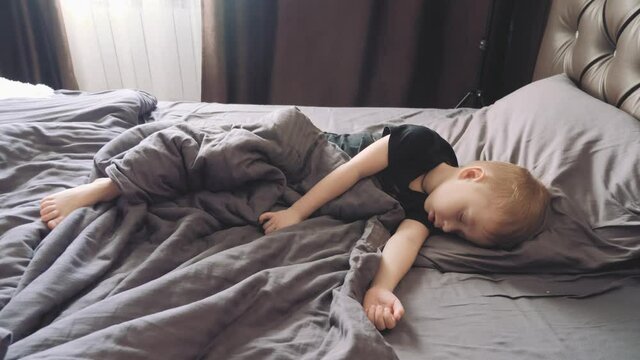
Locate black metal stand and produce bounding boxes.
[455,89,485,108]
[455,1,495,109]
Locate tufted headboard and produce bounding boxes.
[533,0,640,119]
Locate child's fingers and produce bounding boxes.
[48,219,59,229]
[392,300,405,321]
[258,212,272,224]
[383,307,396,329]
[40,204,55,216]
[366,305,376,325]
[374,305,386,330]
[264,222,278,234]
[41,209,59,222]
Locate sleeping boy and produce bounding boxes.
[259,125,550,330]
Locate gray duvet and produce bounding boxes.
[0,92,403,359]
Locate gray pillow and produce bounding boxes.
[418,74,640,273]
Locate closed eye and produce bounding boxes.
[458,212,464,224]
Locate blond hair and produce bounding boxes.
[469,161,550,249]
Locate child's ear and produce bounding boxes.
[459,166,485,181]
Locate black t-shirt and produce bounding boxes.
[377,125,458,230]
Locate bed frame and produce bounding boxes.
[534,0,640,119]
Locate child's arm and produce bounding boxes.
[363,219,429,331]
[259,135,390,233]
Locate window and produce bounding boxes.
[59,0,202,101]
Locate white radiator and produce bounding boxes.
[59,0,202,101]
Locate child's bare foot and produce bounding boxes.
[39,178,121,230]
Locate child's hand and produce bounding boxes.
[258,208,303,234]
[363,286,405,331]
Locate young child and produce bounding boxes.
[40,124,550,332]
[258,124,550,331]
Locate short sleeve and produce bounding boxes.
[379,124,457,231]
[398,191,434,230]
[383,125,457,188]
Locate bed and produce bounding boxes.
[1,0,639,359]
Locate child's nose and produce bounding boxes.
[442,220,460,234]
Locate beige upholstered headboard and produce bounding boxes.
[533,0,640,119]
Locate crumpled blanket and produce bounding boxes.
[0,107,404,359]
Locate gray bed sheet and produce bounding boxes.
[388,268,640,360]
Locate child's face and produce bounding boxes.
[424,173,499,247]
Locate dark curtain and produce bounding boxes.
[0,0,77,90]
[202,0,549,108]
[478,0,551,106]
